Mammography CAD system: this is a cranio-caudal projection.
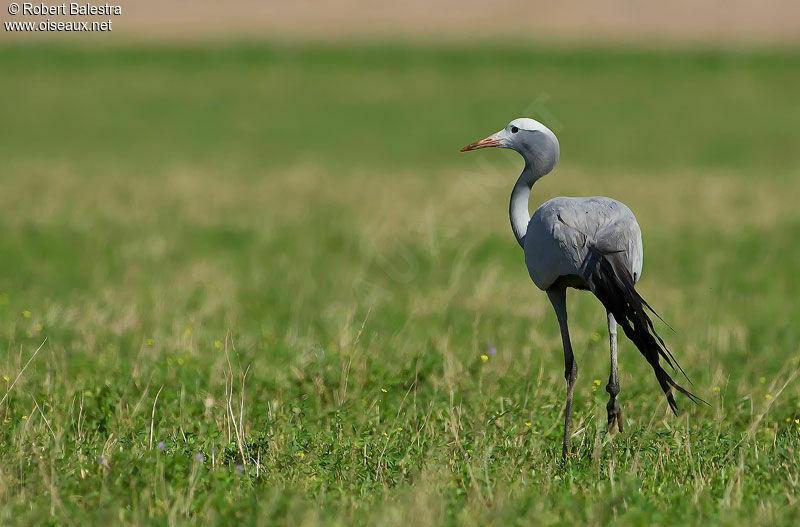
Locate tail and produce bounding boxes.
[583,246,705,414]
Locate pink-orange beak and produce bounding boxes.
[460,134,502,152]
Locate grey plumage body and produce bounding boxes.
[461,117,700,460]
[524,196,643,291]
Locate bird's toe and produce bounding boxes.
[606,414,618,435]
[606,399,623,435]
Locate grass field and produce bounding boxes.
[1,43,800,525]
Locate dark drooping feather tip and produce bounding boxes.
[582,246,707,414]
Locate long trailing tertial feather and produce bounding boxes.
[582,246,705,414]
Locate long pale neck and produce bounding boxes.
[507,128,560,247]
[509,162,539,247]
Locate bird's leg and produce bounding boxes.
[606,311,623,434]
[548,288,577,461]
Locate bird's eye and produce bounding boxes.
[511,126,519,133]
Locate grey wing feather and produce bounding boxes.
[524,197,643,290]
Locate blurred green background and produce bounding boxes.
[1,3,800,525]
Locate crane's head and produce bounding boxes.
[461,118,560,175]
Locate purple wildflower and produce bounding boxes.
[235,464,244,474]
[157,441,166,451]
[97,456,106,466]
[194,452,204,462]
[487,344,497,356]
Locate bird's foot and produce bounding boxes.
[606,398,623,435]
